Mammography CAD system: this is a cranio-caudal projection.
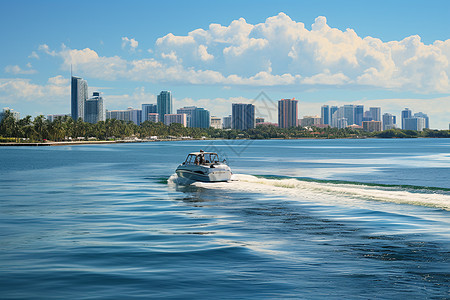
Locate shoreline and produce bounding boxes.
[0,136,447,147]
[0,140,154,146]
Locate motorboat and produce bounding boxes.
[175,151,232,182]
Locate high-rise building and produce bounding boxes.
[107,110,130,122]
[84,92,105,124]
[363,121,382,132]
[331,107,344,128]
[177,106,197,127]
[300,116,321,127]
[223,115,232,129]
[354,105,364,125]
[369,107,381,122]
[404,117,425,131]
[0,107,20,122]
[147,113,159,123]
[192,107,210,128]
[321,105,330,125]
[343,105,355,125]
[106,107,141,125]
[176,106,210,128]
[337,118,348,129]
[363,110,373,122]
[47,114,70,122]
[130,108,142,126]
[382,113,395,130]
[142,104,157,122]
[71,76,88,121]
[157,91,172,122]
[164,113,187,127]
[232,103,255,130]
[329,106,338,125]
[210,116,222,129]
[278,98,298,128]
[401,108,412,129]
[413,112,429,129]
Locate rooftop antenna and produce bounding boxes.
[70,64,73,77]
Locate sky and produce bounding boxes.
[1,0,449,129]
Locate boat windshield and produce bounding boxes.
[183,153,220,165]
[204,153,219,164]
[184,154,198,165]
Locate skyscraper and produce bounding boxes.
[354,105,364,125]
[84,92,105,124]
[331,107,344,128]
[329,106,338,125]
[401,108,412,129]
[404,117,425,131]
[337,117,348,129]
[106,107,141,125]
[321,105,330,125]
[382,113,395,130]
[142,104,157,122]
[413,112,429,129]
[147,113,159,123]
[177,106,197,127]
[164,113,187,127]
[363,121,382,132]
[223,115,232,129]
[343,105,355,125]
[369,107,381,122]
[192,107,210,128]
[130,108,142,126]
[278,98,298,128]
[157,91,172,122]
[0,107,20,122]
[210,116,222,129]
[71,76,88,121]
[232,103,255,130]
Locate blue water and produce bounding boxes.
[0,139,449,299]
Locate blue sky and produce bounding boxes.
[1,0,449,128]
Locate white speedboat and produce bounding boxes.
[175,151,232,182]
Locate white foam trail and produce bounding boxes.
[167,173,195,186]
[185,174,450,211]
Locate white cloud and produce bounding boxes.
[38,44,57,56]
[121,37,139,51]
[4,65,37,75]
[37,13,450,93]
[106,86,156,109]
[28,51,39,59]
[0,76,69,103]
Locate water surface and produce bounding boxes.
[0,139,449,299]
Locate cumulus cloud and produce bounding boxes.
[28,51,39,59]
[38,13,450,93]
[107,86,156,109]
[5,65,37,75]
[0,76,69,103]
[121,37,139,51]
[38,44,57,56]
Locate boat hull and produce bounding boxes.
[175,165,232,182]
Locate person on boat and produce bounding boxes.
[199,150,205,165]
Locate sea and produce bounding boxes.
[0,138,449,299]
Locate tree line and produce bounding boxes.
[0,111,449,142]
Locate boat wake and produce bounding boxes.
[168,173,450,211]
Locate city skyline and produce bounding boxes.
[4,76,435,132]
[1,1,449,128]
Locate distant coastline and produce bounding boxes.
[1,136,449,147]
